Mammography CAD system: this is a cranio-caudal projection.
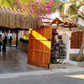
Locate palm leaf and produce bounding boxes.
[61,3,78,16]
[78,10,84,19]
[0,0,13,8]
[68,14,78,21]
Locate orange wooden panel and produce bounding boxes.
[27,26,52,68]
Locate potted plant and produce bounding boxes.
[50,34,66,69]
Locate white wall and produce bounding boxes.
[69,49,84,54]
[77,17,84,26]
[53,19,84,63]
[57,28,71,62]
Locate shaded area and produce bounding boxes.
[0,47,46,74]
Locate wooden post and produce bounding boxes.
[69,27,72,31]
[16,29,18,47]
[56,21,59,30]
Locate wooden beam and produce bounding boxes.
[43,22,50,24]
[50,21,63,25]
[52,25,64,28]
[64,26,77,28]
[52,22,77,28]
[58,25,64,28]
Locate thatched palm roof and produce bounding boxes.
[0,6,42,29]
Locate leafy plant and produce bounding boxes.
[51,35,66,64]
[19,38,28,44]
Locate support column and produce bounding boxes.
[66,36,71,62]
[16,29,18,47]
[69,27,72,31]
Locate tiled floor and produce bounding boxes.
[0,47,45,74]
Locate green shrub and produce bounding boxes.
[19,38,29,44]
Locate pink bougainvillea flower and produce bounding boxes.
[23,14,26,16]
[37,11,39,14]
[20,18,22,20]
[14,0,54,21]
[35,2,38,4]
[38,0,40,2]
[16,12,18,14]
[11,1,13,3]
[47,10,52,14]
[49,0,52,2]
[40,8,42,10]
[46,4,50,8]
[54,3,55,5]
[25,7,27,9]
[43,7,46,10]
[16,1,18,4]
[33,3,35,5]
[28,7,30,9]
[41,4,43,5]
[43,16,45,19]
[18,18,20,20]
[37,17,40,20]
[18,18,22,20]
[57,4,60,8]
[22,9,24,11]
[49,0,54,4]
[31,12,34,14]
[33,8,35,10]
[48,11,51,14]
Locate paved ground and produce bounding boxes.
[0,47,46,74]
[0,71,84,84]
[0,47,84,84]
[0,47,84,77]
